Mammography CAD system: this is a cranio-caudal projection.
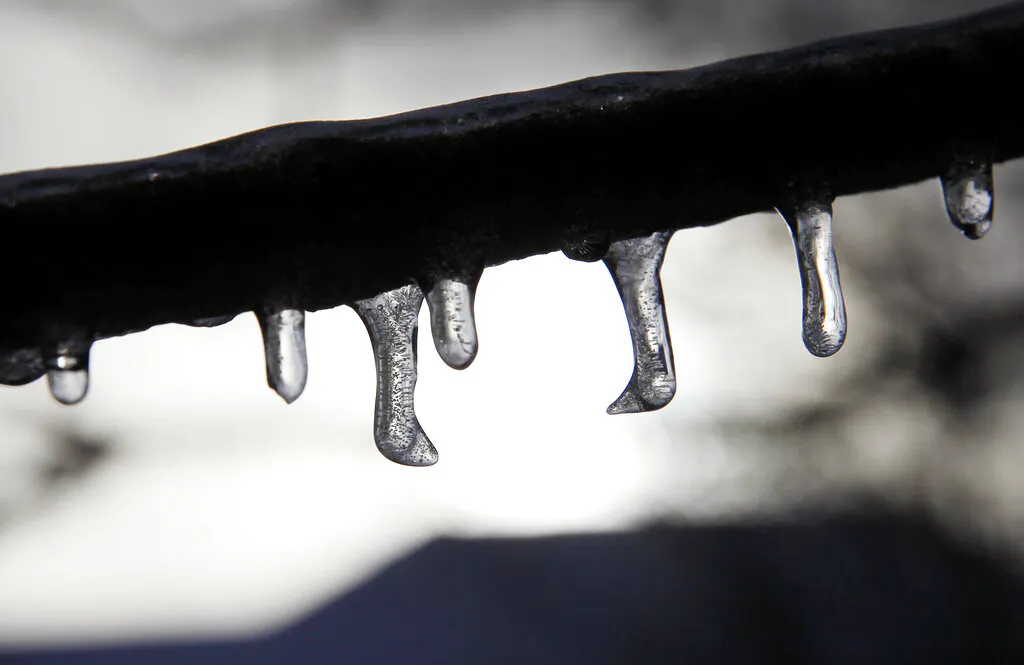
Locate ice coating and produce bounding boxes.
[0,349,45,386]
[45,342,90,405]
[353,284,438,466]
[184,314,237,327]
[603,231,677,414]
[562,232,611,263]
[257,308,307,404]
[425,277,479,370]
[778,199,847,357]
[941,161,994,239]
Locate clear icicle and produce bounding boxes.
[603,231,676,415]
[778,199,847,357]
[257,308,307,404]
[425,276,479,370]
[45,341,91,405]
[941,161,994,239]
[353,284,438,467]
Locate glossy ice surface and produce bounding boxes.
[778,200,847,358]
[257,308,308,404]
[942,161,994,239]
[425,277,478,371]
[354,284,438,467]
[603,231,676,415]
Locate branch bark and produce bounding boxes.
[1,1,1022,376]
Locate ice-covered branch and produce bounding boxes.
[0,2,1022,462]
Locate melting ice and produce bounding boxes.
[354,284,438,467]
[257,308,307,403]
[941,161,994,239]
[45,341,90,405]
[425,275,479,370]
[602,231,677,415]
[778,199,847,357]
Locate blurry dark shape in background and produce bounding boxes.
[3,511,1022,664]
[0,429,110,525]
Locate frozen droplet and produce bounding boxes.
[778,199,847,357]
[425,276,479,370]
[941,161,994,239]
[256,308,307,404]
[563,232,611,263]
[45,343,90,405]
[354,284,438,467]
[603,231,676,415]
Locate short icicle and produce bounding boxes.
[425,271,481,370]
[941,160,994,239]
[777,198,847,357]
[354,283,438,467]
[604,231,677,415]
[45,338,91,405]
[257,308,307,404]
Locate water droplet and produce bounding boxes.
[256,308,307,403]
[603,231,676,415]
[426,276,479,370]
[941,161,993,239]
[562,232,611,263]
[777,199,847,357]
[0,348,45,386]
[45,342,90,405]
[353,284,438,467]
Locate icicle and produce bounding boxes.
[562,232,611,263]
[425,272,480,370]
[353,284,438,467]
[45,340,91,405]
[941,161,994,239]
[603,231,676,415]
[777,199,847,357]
[256,308,307,404]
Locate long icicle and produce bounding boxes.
[603,231,677,415]
[778,199,847,357]
[353,284,438,467]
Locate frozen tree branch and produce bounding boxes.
[1,1,1022,368]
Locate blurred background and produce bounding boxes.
[0,0,1022,662]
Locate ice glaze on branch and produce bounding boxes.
[1,1,1022,359]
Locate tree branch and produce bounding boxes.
[1,1,1022,378]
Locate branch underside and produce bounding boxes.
[1,2,1022,362]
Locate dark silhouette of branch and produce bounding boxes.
[1,1,1022,374]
